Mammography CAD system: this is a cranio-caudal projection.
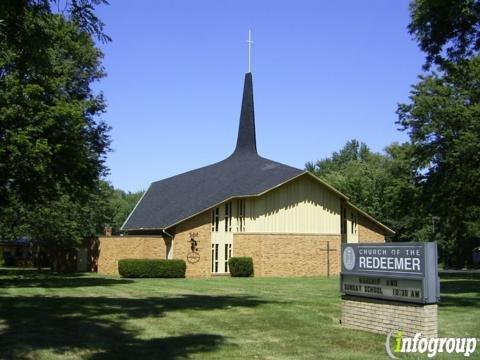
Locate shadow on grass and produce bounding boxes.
[0,268,133,288]
[0,293,270,359]
[440,279,480,294]
[440,295,480,308]
[439,277,480,308]
[440,272,480,280]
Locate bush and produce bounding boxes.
[228,257,253,277]
[118,259,186,278]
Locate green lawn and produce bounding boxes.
[0,269,478,359]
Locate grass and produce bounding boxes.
[0,269,478,359]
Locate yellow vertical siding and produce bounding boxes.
[243,175,341,234]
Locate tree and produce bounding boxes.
[395,0,480,266]
[0,0,111,208]
[107,188,144,234]
[0,1,111,270]
[306,140,392,222]
[306,140,432,244]
[397,58,480,266]
[0,180,143,271]
[381,143,431,243]
[408,0,480,68]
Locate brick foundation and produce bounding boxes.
[234,233,341,277]
[341,296,438,337]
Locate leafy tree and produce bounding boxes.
[0,181,143,271]
[396,0,480,266]
[306,140,392,221]
[0,0,111,208]
[397,58,480,266]
[102,185,144,235]
[0,0,111,270]
[306,140,432,243]
[381,143,431,243]
[408,0,480,68]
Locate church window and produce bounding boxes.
[237,199,246,232]
[224,243,232,272]
[211,243,219,272]
[225,201,232,232]
[211,207,219,232]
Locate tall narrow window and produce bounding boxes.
[224,243,232,272]
[211,243,219,273]
[214,244,219,272]
[211,210,214,232]
[224,201,232,232]
[211,207,219,232]
[211,244,214,272]
[237,199,246,232]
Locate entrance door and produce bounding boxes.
[211,202,233,274]
[211,242,233,273]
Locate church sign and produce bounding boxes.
[340,243,439,304]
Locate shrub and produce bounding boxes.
[228,257,253,277]
[118,259,186,278]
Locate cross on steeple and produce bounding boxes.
[246,29,254,73]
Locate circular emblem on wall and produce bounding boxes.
[187,252,200,264]
[343,246,356,271]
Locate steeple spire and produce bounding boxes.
[233,72,257,155]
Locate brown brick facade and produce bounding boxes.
[341,296,438,337]
[97,236,168,275]
[233,233,341,277]
[97,213,387,278]
[171,211,211,278]
[97,212,212,278]
[358,215,386,243]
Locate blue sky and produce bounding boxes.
[93,0,425,192]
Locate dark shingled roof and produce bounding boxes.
[122,73,304,231]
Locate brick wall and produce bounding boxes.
[234,233,341,277]
[341,296,437,337]
[97,212,385,277]
[171,211,211,278]
[358,215,386,243]
[97,236,168,275]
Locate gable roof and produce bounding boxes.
[121,73,304,231]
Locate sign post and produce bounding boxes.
[340,242,440,337]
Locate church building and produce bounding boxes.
[97,72,394,278]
